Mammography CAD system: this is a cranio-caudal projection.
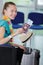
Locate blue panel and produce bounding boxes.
[30,25,43,30]
[28,12,43,25]
[12,24,22,29]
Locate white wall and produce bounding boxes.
[17,0,43,23]
[17,0,36,23]
[0,0,3,19]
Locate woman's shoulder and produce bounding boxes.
[0,19,9,27]
[0,19,9,28]
[0,19,10,34]
[0,19,8,26]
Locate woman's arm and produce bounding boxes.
[0,27,19,45]
[0,27,26,50]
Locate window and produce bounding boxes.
[36,0,43,10]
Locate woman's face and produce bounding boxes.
[4,5,17,20]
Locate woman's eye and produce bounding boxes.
[11,10,17,13]
[15,10,17,13]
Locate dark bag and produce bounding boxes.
[0,46,17,65]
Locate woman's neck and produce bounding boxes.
[3,15,10,21]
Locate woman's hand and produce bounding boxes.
[19,45,26,51]
[10,28,25,38]
[16,28,25,34]
[23,24,30,31]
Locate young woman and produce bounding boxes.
[0,2,26,65]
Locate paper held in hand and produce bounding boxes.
[12,19,33,46]
[12,31,33,46]
[20,31,33,43]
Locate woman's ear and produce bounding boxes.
[3,9,7,14]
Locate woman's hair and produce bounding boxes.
[2,2,16,15]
